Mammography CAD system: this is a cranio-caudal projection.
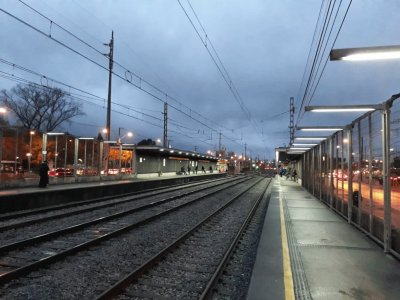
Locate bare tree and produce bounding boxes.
[0,84,84,132]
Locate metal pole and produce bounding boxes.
[28,132,33,172]
[91,140,94,171]
[163,102,168,148]
[42,133,47,162]
[347,126,353,223]
[105,31,114,175]
[382,105,391,252]
[119,144,122,174]
[55,135,58,169]
[357,121,362,226]
[330,136,334,208]
[0,129,3,174]
[14,128,18,174]
[64,136,68,170]
[84,139,87,172]
[74,138,78,179]
[99,141,103,175]
[368,115,373,233]
[106,31,114,142]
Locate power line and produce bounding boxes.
[296,0,352,125]
[0,61,236,150]
[1,3,250,152]
[176,0,261,135]
[16,0,234,135]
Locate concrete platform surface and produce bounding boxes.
[247,176,400,300]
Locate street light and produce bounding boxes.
[330,45,400,61]
[305,104,382,112]
[294,136,327,141]
[296,126,345,131]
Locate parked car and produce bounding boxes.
[48,168,73,177]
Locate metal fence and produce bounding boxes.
[0,128,134,183]
[301,97,400,258]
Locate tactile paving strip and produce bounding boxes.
[282,194,313,300]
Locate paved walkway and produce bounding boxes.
[247,176,400,299]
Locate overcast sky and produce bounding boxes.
[1,0,400,159]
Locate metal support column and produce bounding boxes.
[42,133,47,162]
[382,105,391,252]
[319,145,322,200]
[73,138,79,179]
[163,102,168,148]
[329,137,334,208]
[347,125,353,223]
[99,141,103,175]
[368,115,373,233]
[357,122,362,225]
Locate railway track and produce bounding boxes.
[0,175,272,299]
[98,177,272,299]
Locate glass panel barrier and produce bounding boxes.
[359,117,371,231]
[390,99,400,252]
[351,123,361,223]
[371,111,384,241]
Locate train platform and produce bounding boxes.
[0,172,211,196]
[0,172,226,214]
[247,176,400,300]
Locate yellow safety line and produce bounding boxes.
[280,194,295,300]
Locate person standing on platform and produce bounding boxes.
[181,166,187,175]
[292,169,297,182]
[38,160,49,187]
[202,166,206,173]
[195,165,198,174]
[187,166,191,175]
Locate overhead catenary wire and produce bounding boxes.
[176,0,261,136]
[296,0,336,124]
[0,60,237,150]
[295,0,352,127]
[0,5,232,136]
[0,5,245,150]
[16,0,234,135]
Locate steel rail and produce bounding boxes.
[199,178,272,299]
[0,176,254,285]
[0,176,229,221]
[0,176,236,232]
[0,176,248,254]
[95,177,266,299]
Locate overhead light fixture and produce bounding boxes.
[297,126,344,131]
[305,104,382,112]
[294,136,327,141]
[292,143,318,146]
[287,151,306,154]
[330,45,400,61]
[289,147,311,150]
